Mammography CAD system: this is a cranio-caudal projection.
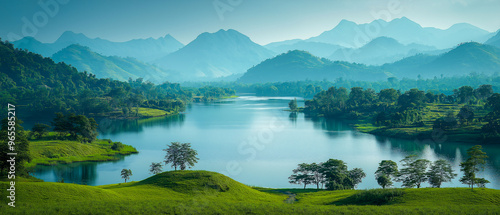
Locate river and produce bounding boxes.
[33,96,500,189]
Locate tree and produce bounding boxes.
[460,145,489,189]
[375,160,399,189]
[121,169,132,183]
[149,162,163,175]
[32,123,51,139]
[457,105,474,126]
[427,159,456,188]
[0,118,31,176]
[378,88,399,103]
[453,86,474,104]
[289,163,314,189]
[163,142,199,170]
[397,155,430,188]
[289,98,298,112]
[348,168,366,189]
[308,163,326,189]
[51,113,98,142]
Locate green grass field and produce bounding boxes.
[354,103,495,143]
[132,107,175,117]
[26,134,138,168]
[1,171,498,214]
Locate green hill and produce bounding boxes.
[1,170,499,214]
[238,50,388,83]
[51,44,170,82]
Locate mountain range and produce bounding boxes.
[13,31,184,62]
[152,29,275,81]
[239,42,500,83]
[486,31,500,48]
[328,37,438,65]
[51,44,170,82]
[306,17,493,49]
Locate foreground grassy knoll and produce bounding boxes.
[26,133,137,168]
[1,171,499,214]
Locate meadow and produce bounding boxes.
[1,171,498,214]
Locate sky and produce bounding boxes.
[1,0,499,45]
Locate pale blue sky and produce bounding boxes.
[1,0,499,45]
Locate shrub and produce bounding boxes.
[111,142,124,151]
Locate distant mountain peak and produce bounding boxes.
[57,31,90,42]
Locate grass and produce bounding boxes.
[26,133,138,168]
[1,170,499,214]
[132,107,175,117]
[352,103,496,143]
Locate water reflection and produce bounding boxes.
[34,162,99,185]
[98,114,185,135]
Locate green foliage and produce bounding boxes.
[111,142,124,151]
[51,112,98,143]
[334,189,405,206]
[427,159,457,188]
[396,155,430,188]
[288,98,298,112]
[121,169,132,183]
[0,118,31,177]
[460,145,489,189]
[32,123,50,139]
[149,162,163,175]
[375,160,399,189]
[163,142,199,171]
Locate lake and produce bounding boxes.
[33,95,500,189]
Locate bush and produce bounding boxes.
[111,142,124,151]
[334,189,405,205]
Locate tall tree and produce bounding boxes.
[427,159,456,188]
[121,169,132,183]
[149,162,163,175]
[289,98,298,112]
[289,163,314,189]
[0,118,31,176]
[460,145,489,189]
[163,142,199,171]
[32,123,51,139]
[375,160,399,189]
[397,155,430,188]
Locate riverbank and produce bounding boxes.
[1,171,498,214]
[26,134,138,168]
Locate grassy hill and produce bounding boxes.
[1,170,499,214]
[26,133,138,168]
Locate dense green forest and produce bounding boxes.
[302,84,500,142]
[184,73,500,98]
[0,40,235,119]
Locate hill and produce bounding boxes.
[12,31,184,62]
[486,31,500,48]
[237,50,388,83]
[384,42,500,79]
[328,36,436,65]
[154,29,275,81]
[51,44,170,82]
[265,40,343,58]
[307,17,492,49]
[1,170,499,214]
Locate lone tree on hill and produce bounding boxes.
[164,142,199,170]
[121,169,132,183]
[149,162,163,175]
[460,145,489,189]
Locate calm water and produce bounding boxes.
[33,96,500,189]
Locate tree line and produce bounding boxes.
[303,85,500,138]
[0,39,235,119]
[290,145,489,190]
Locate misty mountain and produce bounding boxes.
[265,40,343,58]
[383,42,500,78]
[154,29,275,81]
[237,50,388,83]
[51,44,170,82]
[486,31,500,48]
[13,31,184,62]
[307,17,492,49]
[328,37,436,65]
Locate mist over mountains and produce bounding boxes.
[9,17,500,84]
